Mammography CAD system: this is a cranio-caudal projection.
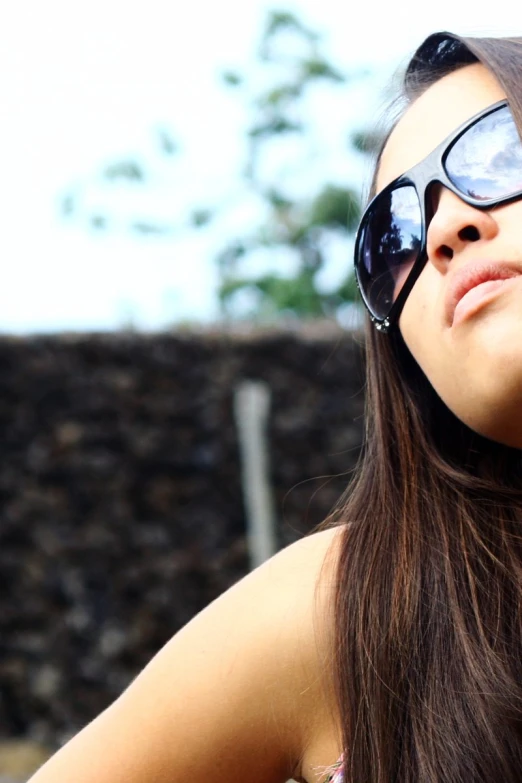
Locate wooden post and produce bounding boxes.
[234,380,277,569]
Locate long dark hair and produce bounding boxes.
[330,32,522,783]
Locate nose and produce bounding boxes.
[426,186,499,272]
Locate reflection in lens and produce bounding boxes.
[358,185,421,320]
[445,106,522,200]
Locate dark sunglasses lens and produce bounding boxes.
[445,106,522,200]
[358,185,422,320]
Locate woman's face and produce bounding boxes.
[377,63,522,448]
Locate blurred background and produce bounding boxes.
[2,0,520,332]
[1,1,522,779]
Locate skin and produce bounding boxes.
[377,63,522,448]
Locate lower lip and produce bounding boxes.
[452,277,521,326]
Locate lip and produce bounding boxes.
[445,261,522,326]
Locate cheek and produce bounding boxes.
[399,270,522,447]
[493,201,522,253]
[398,264,439,346]
[398,268,462,421]
[392,260,415,300]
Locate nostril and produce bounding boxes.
[439,244,454,259]
[458,225,480,242]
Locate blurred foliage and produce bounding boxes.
[60,8,380,323]
[103,160,146,182]
[157,128,178,156]
[213,9,370,320]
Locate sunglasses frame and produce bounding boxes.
[354,99,522,333]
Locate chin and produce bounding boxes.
[449,383,522,449]
[446,313,522,447]
[466,417,522,449]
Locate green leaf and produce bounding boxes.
[259,10,318,62]
[264,11,306,38]
[219,276,252,300]
[302,58,345,83]
[220,270,326,317]
[216,241,248,273]
[264,189,294,211]
[190,209,214,228]
[61,193,75,217]
[157,129,178,156]
[91,215,108,230]
[130,221,169,235]
[248,118,303,139]
[222,70,243,87]
[256,84,303,109]
[104,160,146,182]
[308,185,361,231]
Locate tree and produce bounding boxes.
[61,10,378,323]
[212,10,373,321]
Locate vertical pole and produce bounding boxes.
[234,380,277,569]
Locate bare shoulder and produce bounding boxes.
[29,527,344,783]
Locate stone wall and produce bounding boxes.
[0,327,365,749]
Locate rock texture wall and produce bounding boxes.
[0,328,365,749]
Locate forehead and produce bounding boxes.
[377,63,507,191]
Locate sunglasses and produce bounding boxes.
[354,100,522,332]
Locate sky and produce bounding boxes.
[1,0,522,333]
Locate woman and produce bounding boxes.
[29,31,522,783]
